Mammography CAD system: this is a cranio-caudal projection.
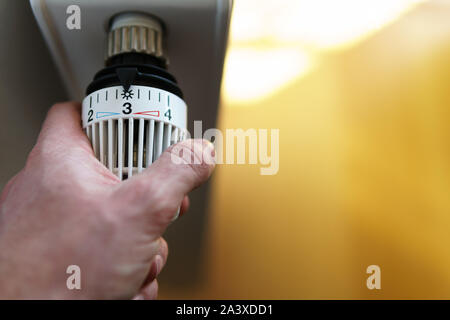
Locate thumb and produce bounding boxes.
[148,138,216,198]
[113,139,215,230]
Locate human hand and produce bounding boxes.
[0,102,215,299]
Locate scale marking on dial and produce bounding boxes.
[82,85,187,130]
[97,112,120,119]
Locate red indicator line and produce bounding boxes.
[133,111,160,117]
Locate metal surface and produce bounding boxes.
[29,0,232,111]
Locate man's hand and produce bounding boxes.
[0,102,215,299]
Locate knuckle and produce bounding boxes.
[154,195,180,220]
[25,145,43,166]
[24,143,54,171]
[159,238,168,256]
[46,102,64,118]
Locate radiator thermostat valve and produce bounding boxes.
[82,12,188,181]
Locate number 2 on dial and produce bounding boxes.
[88,109,93,122]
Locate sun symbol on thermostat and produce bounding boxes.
[121,89,134,100]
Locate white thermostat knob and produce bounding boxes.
[82,13,188,181]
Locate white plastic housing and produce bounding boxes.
[82,85,187,180]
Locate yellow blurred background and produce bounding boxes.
[161,0,450,299]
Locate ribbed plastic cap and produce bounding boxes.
[106,13,165,63]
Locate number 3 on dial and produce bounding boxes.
[122,102,132,114]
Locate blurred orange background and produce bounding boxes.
[161,0,450,299]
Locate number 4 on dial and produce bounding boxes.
[164,109,172,120]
